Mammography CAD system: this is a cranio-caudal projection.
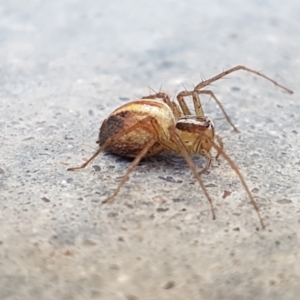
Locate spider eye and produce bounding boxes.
[206,120,214,129]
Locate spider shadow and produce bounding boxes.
[102,150,212,179]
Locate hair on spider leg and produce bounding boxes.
[197,71,207,84]
[180,82,188,91]
[147,85,158,95]
[159,83,163,93]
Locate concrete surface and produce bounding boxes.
[0,1,300,299]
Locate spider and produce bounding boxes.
[68,65,293,229]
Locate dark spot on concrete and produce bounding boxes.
[126,295,139,300]
[276,199,292,204]
[156,207,169,212]
[82,239,97,246]
[107,212,118,218]
[41,197,50,203]
[64,135,74,140]
[110,264,120,270]
[222,190,232,199]
[119,97,130,101]
[231,86,240,92]
[269,280,276,286]
[163,281,175,289]
[92,165,101,172]
[23,137,35,141]
[125,203,134,209]
[158,176,182,183]
[64,250,73,256]
[205,183,217,188]
[173,198,185,202]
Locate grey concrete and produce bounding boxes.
[0,1,300,299]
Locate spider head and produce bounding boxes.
[175,116,215,153]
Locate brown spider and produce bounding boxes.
[68,65,293,229]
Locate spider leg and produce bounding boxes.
[179,88,238,131]
[215,134,224,159]
[196,89,239,132]
[197,149,212,175]
[171,101,183,119]
[176,90,205,117]
[101,139,157,204]
[176,90,193,116]
[192,91,205,117]
[188,134,213,174]
[204,133,265,229]
[194,65,293,94]
[167,125,216,220]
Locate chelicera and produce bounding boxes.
[68,65,293,229]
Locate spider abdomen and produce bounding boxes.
[98,99,176,157]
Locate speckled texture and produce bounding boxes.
[1,1,300,299]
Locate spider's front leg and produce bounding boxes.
[176,90,205,117]
[176,87,239,131]
[194,89,239,132]
[194,65,293,94]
